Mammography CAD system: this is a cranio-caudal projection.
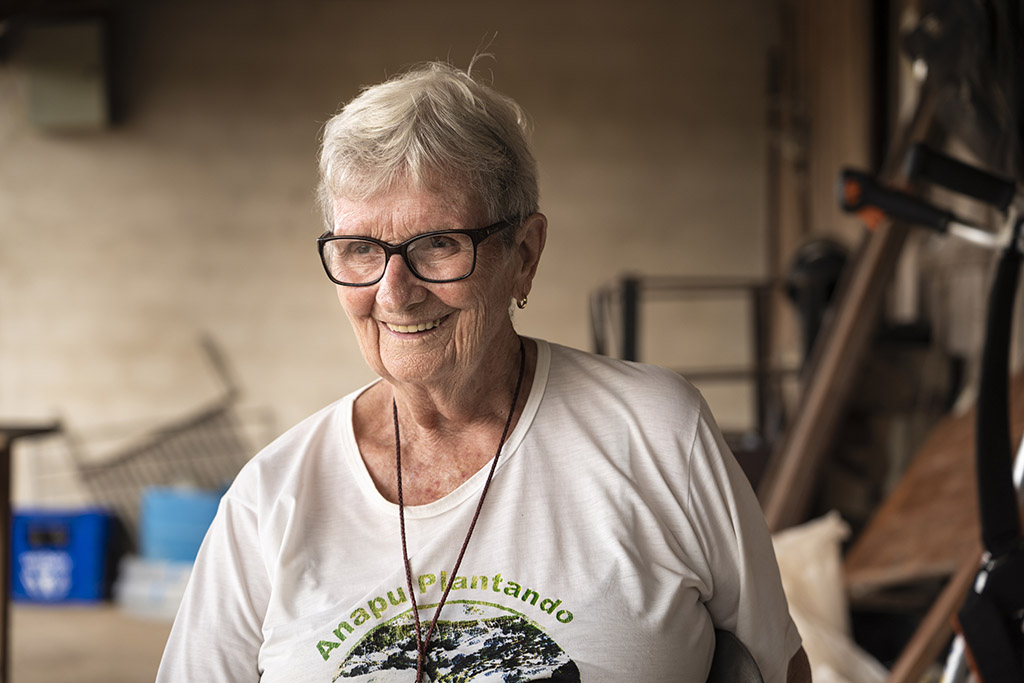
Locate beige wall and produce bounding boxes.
[1,0,776,501]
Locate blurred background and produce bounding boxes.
[2,0,1019,681]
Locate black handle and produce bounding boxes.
[839,168,956,232]
[904,144,1017,212]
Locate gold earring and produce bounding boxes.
[516,295,528,310]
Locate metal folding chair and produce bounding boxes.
[707,629,764,683]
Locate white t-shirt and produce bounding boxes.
[157,339,801,682]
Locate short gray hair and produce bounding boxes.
[317,61,539,235]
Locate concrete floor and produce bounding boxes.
[10,604,172,682]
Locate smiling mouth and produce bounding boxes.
[383,316,446,333]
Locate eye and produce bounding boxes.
[345,242,375,256]
[409,233,471,258]
[424,235,460,250]
[334,240,378,258]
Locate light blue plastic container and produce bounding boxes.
[140,486,223,562]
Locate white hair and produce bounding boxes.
[317,61,539,237]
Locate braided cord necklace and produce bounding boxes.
[393,336,527,683]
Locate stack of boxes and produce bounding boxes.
[12,486,222,620]
[113,486,223,619]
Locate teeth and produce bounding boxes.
[386,318,442,333]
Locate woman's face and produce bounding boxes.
[329,185,536,391]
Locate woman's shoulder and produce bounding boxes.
[532,339,709,435]
[541,339,703,405]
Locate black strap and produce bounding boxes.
[975,218,1024,556]
[959,217,1024,681]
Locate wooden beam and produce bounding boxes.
[757,72,939,532]
[758,221,910,530]
[887,550,980,683]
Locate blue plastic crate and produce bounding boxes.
[11,508,112,603]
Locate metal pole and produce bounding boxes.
[752,285,772,441]
[621,276,640,362]
[0,424,60,683]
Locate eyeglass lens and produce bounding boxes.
[322,232,476,285]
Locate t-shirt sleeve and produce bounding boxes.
[685,399,802,683]
[156,490,269,682]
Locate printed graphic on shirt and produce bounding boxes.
[315,570,578,681]
[333,601,579,682]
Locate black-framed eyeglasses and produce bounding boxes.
[317,219,514,286]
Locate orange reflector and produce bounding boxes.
[843,179,862,206]
[857,207,886,231]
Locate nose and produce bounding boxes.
[375,252,426,310]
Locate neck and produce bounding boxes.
[390,333,527,436]
[353,335,536,505]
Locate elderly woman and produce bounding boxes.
[158,62,809,683]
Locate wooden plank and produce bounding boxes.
[757,74,939,532]
[887,551,981,683]
[758,220,910,530]
[845,370,1024,680]
[845,370,1024,596]
[843,411,978,592]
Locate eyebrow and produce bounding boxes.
[332,224,465,239]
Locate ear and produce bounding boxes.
[513,212,547,298]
